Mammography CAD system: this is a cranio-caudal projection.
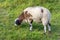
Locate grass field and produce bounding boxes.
[0,0,60,40]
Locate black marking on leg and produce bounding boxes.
[48,23,51,26]
[31,20,33,23]
[30,24,32,27]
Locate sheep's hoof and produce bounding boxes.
[48,31,51,34]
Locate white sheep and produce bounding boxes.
[15,6,51,33]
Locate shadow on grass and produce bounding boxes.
[14,22,60,33]
[16,22,44,31]
[51,25,60,33]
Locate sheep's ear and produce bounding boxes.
[24,11,28,14]
[23,11,28,19]
[23,11,32,19]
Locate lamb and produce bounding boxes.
[15,6,51,33]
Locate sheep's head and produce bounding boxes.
[15,12,25,26]
[14,11,32,26]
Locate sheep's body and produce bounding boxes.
[23,6,51,23]
[15,6,51,33]
[23,6,51,33]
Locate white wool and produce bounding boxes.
[23,6,51,23]
[23,6,51,33]
[14,6,51,33]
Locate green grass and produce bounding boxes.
[0,0,60,40]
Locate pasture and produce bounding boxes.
[0,0,60,40]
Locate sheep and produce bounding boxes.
[15,6,51,33]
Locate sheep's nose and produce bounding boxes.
[14,18,20,26]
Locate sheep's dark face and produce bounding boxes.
[15,20,21,25]
[15,18,22,26]
[14,11,32,26]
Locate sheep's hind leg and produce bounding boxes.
[42,19,47,34]
[48,23,51,33]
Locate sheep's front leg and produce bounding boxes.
[43,25,47,33]
[29,23,32,31]
[28,19,33,31]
